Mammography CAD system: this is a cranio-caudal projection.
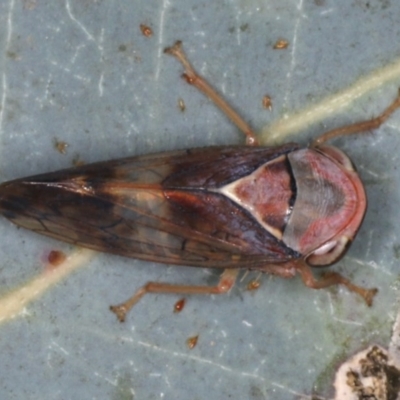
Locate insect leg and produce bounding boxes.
[295,260,378,306]
[110,268,239,322]
[164,41,258,146]
[312,89,400,146]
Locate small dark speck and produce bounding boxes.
[240,23,249,32]
[7,110,15,121]
[249,385,265,399]
[228,26,235,34]
[7,51,18,60]
[393,243,400,259]
[118,44,127,52]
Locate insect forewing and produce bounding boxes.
[0,145,300,269]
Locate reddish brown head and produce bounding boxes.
[284,145,366,266]
[219,145,366,267]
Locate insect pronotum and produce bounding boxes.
[1,41,400,322]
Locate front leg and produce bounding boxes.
[164,41,259,146]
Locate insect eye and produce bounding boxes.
[306,236,350,266]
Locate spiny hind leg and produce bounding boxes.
[110,268,239,322]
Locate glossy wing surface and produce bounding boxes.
[0,145,301,269]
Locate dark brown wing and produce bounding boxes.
[0,145,301,269]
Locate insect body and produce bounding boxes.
[1,41,399,321]
[0,143,363,267]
